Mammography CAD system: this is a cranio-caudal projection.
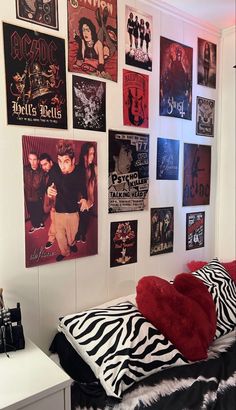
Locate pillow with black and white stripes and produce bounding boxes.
[58,302,188,398]
[191,258,236,339]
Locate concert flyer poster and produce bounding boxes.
[125,5,152,71]
[159,36,193,120]
[110,220,137,267]
[15,0,59,30]
[150,207,174,256]
[186,211,205,251]
[67,0,118,82]
[22,135,98,267]
[3,23,67,129]
[123,69,149,128]
[108,130,149,213]
[197,38,217,89]
[183,143,211,206]
[156,137,179,180]
[196,96,215,137]
[73,75,106,131]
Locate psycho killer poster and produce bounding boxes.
[16,0,59,30]
[196,96,215,137]
[186,211,205,251]
[160,36,193,120]
[108,130,149,213]
[110,220,137,267]
[123,69,149,128]
[150,207,174,256]
[3,23,67,128]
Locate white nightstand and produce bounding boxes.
[0,338,71,410]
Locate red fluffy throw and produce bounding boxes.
[187,260,236,283]
[136,274,216,361]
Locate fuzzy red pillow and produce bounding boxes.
[187,260,236,283]
[136,274,216,361]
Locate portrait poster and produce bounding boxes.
[22,135,98,267]
[125,5,152,71]
[3,23,67,129]
[108,130,149,213]
[186,211,205,251]
[160,36,193,120]
[73,75,106,131]
[156,137,179,180]
[150,207,174,256]
[15,0,59,30]
[110,220,137,267]
[196,96,215,137]
[197,38,217,88]
[123,69,149,128]
[67,0,118,82]
[183,143,211,206]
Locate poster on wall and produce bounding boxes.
[196,96,215,137]
[108,130,149,213]
[197,38,217,88]
[150,207,174,256]
[125,5,152,71]
[3,22,67,129]
[123,69,149,128]
[186,211,205,251]
[110,220,137,267]
[22,135,98,267]
[73,75,106,131]
[159,36,193,120]
[67,0,118,82]
[15,0,59,30]
[183,143,211,206]
[156,137,179,180]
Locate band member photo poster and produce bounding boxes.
[123,69,149,128]
[15,0,59,30]
[160,36,193,120]
[108,130,149,213]
[156,137,179,180]
[150,207,174,256]
[110,220,137,267]
[73,75,106,131]
[22,135,98,267]
[67,0,118,82]
[183,143,211,206]
[125,5,152,72]
[186,211,205,251]
[3,23,67,129]
[197,38,217,89]
[196,96,215,137]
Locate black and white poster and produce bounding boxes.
[156,138,179,180]
[110,220,137,267]
[196,96,215,137]
[150,207,174,256]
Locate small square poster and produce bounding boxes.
[186,211,205,250]
[110,220,137,267]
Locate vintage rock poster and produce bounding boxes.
[108,130,149,213]
[73,75,106,131]
[123,69,149,128]
[3,23,67,129]
[160,36,193,120]
[125,5,152,71]
[67,0,117,82]
[197,38,217,88]
[15,0,59,30]
[186,211,205,251]
[183,143,211,206]
[196,96,215,137]
[150,207,174,256]
[22,135,97,267]
[156,137,179,180]
[110,220,137,267]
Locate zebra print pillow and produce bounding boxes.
[58,302,187,398]
[192,259,236,339]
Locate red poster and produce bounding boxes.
[123,69,149,128]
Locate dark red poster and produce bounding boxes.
[123,69,149,128]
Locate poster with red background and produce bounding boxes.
[123,69,149,128]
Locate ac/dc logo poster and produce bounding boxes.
[183,143,211,206]
[160,36,193,120]
[123,69,149,128]
[22,135,98,267]
[15,0,59,30]
[156,137,179,180]
[68,0,118,82]
[186,211,205,251]
[73,75,106,131]
[3,23,67,129]
[197,38,217,88]
[110,220,137,267]
[150,207,174,256]
[196,96,215,137]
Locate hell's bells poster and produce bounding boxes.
[123,69,149,128]
[197,38,217,89]
[15,0,59,30]
[67,0,118,82]
[150,207,174,256]
[3,22,67,128]
[110,220,137,267]
[186,211,205,251]
[196,96,215,137]
[22,135,98,267]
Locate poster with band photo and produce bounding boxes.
[197,38,217,89]
[186,211,205,251]
[110,220,137,267]
[196,96,215,137]
[15,0,59,30]
[156,137,179,180]
[150,207,174,256]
